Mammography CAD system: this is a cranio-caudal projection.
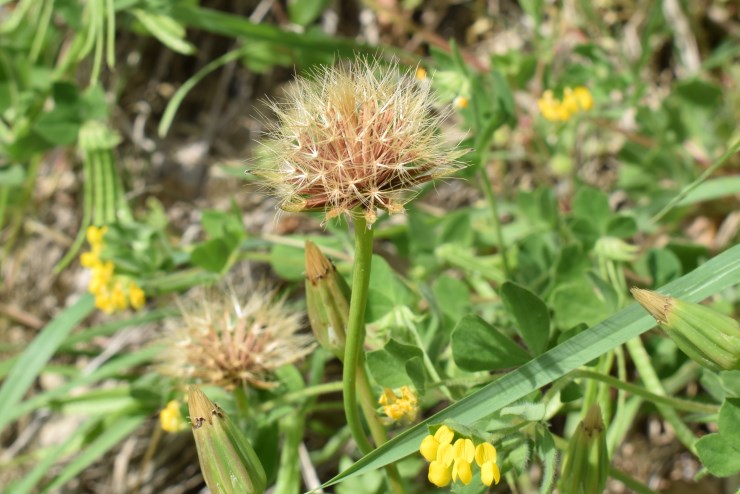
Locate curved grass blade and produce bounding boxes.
[321,244,740,489]
[0,294,94,434]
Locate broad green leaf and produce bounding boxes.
[451,315,531,371]
[366,255,414,323]
[501,282,550,355]
[0,294,94,433]
[270,243,306,281]
[572,187,611,233]
[191,238,233,273]
[695,398,740,477]
[321,244,740,488]
[647,248,683,287]
[551,281,612,329]
[366,339,423,388]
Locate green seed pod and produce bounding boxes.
[187,387,266,494]
[304,241,349,360]
[560,405,608,494]
[631,288,740,372]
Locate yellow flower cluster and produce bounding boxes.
[538,86,593,122]
[378,385,418,423]
[80,226,146,313]
[160,400,187,432]
[419,425,501,488]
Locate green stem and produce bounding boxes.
[626,337,699,454]
[572,369,718,415]
[343,214,375,455]
[356,364,406,494]
[259,381,344,412]
[652,139,740,223]
[477,167,511,280]
[342,214,407,494]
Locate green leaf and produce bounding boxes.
[0,295,94,433]
[366,255,414,323]
[647,248,683,287]
[366,339,423,388]
[501,282,550,355]
[572,187,611,233]
[405,357,426,394]
[190,238,232,273]
[451,315,531,371]
[287,0,331,26]
[321,244,740,488]
[131,9,196,55]
[551,281,612,329]
[695,398,740,477]
[269,243,306,281]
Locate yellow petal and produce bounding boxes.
[420,435,440,462]
[453,438,475,463]
[454,460,472,485]
[434,425,454,445]
[437,442,454,466]
[475,442,497,466]
[428,461,451,487]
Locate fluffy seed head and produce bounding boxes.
[161,285,315,390]
[257,58,464,224]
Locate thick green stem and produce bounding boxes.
[343,214,375,454]
[343,215,406,494]
[356,364,407,494]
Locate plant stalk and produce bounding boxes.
[343,214,375,454]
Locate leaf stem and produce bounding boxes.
[572,369,718,415]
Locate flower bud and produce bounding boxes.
[631,288,740,372]
[560,404,608,494]
[304,241,349,359]
[187,387,266,494]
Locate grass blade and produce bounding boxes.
[0,294,94,433]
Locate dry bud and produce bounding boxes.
[256,58,463,225]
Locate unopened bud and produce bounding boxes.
[631,288,740,372]
[305,241,349,359]
[187,387,266,494]
[560,404,608,494]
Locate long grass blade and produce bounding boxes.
[0,294,94,434]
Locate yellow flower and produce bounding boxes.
[378,385,418,423]
[129,283,146,309]
[421,428,502,488]
[573,86,593,111]
[475,442,501,486]
[95,290,114,314]
[86,225,108,246]
[419,425,455,462]
[160,400,187,432]
[538,86,593,122]
[453,96,469,109]
[111,282,128,311]
[416,67,427,81]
